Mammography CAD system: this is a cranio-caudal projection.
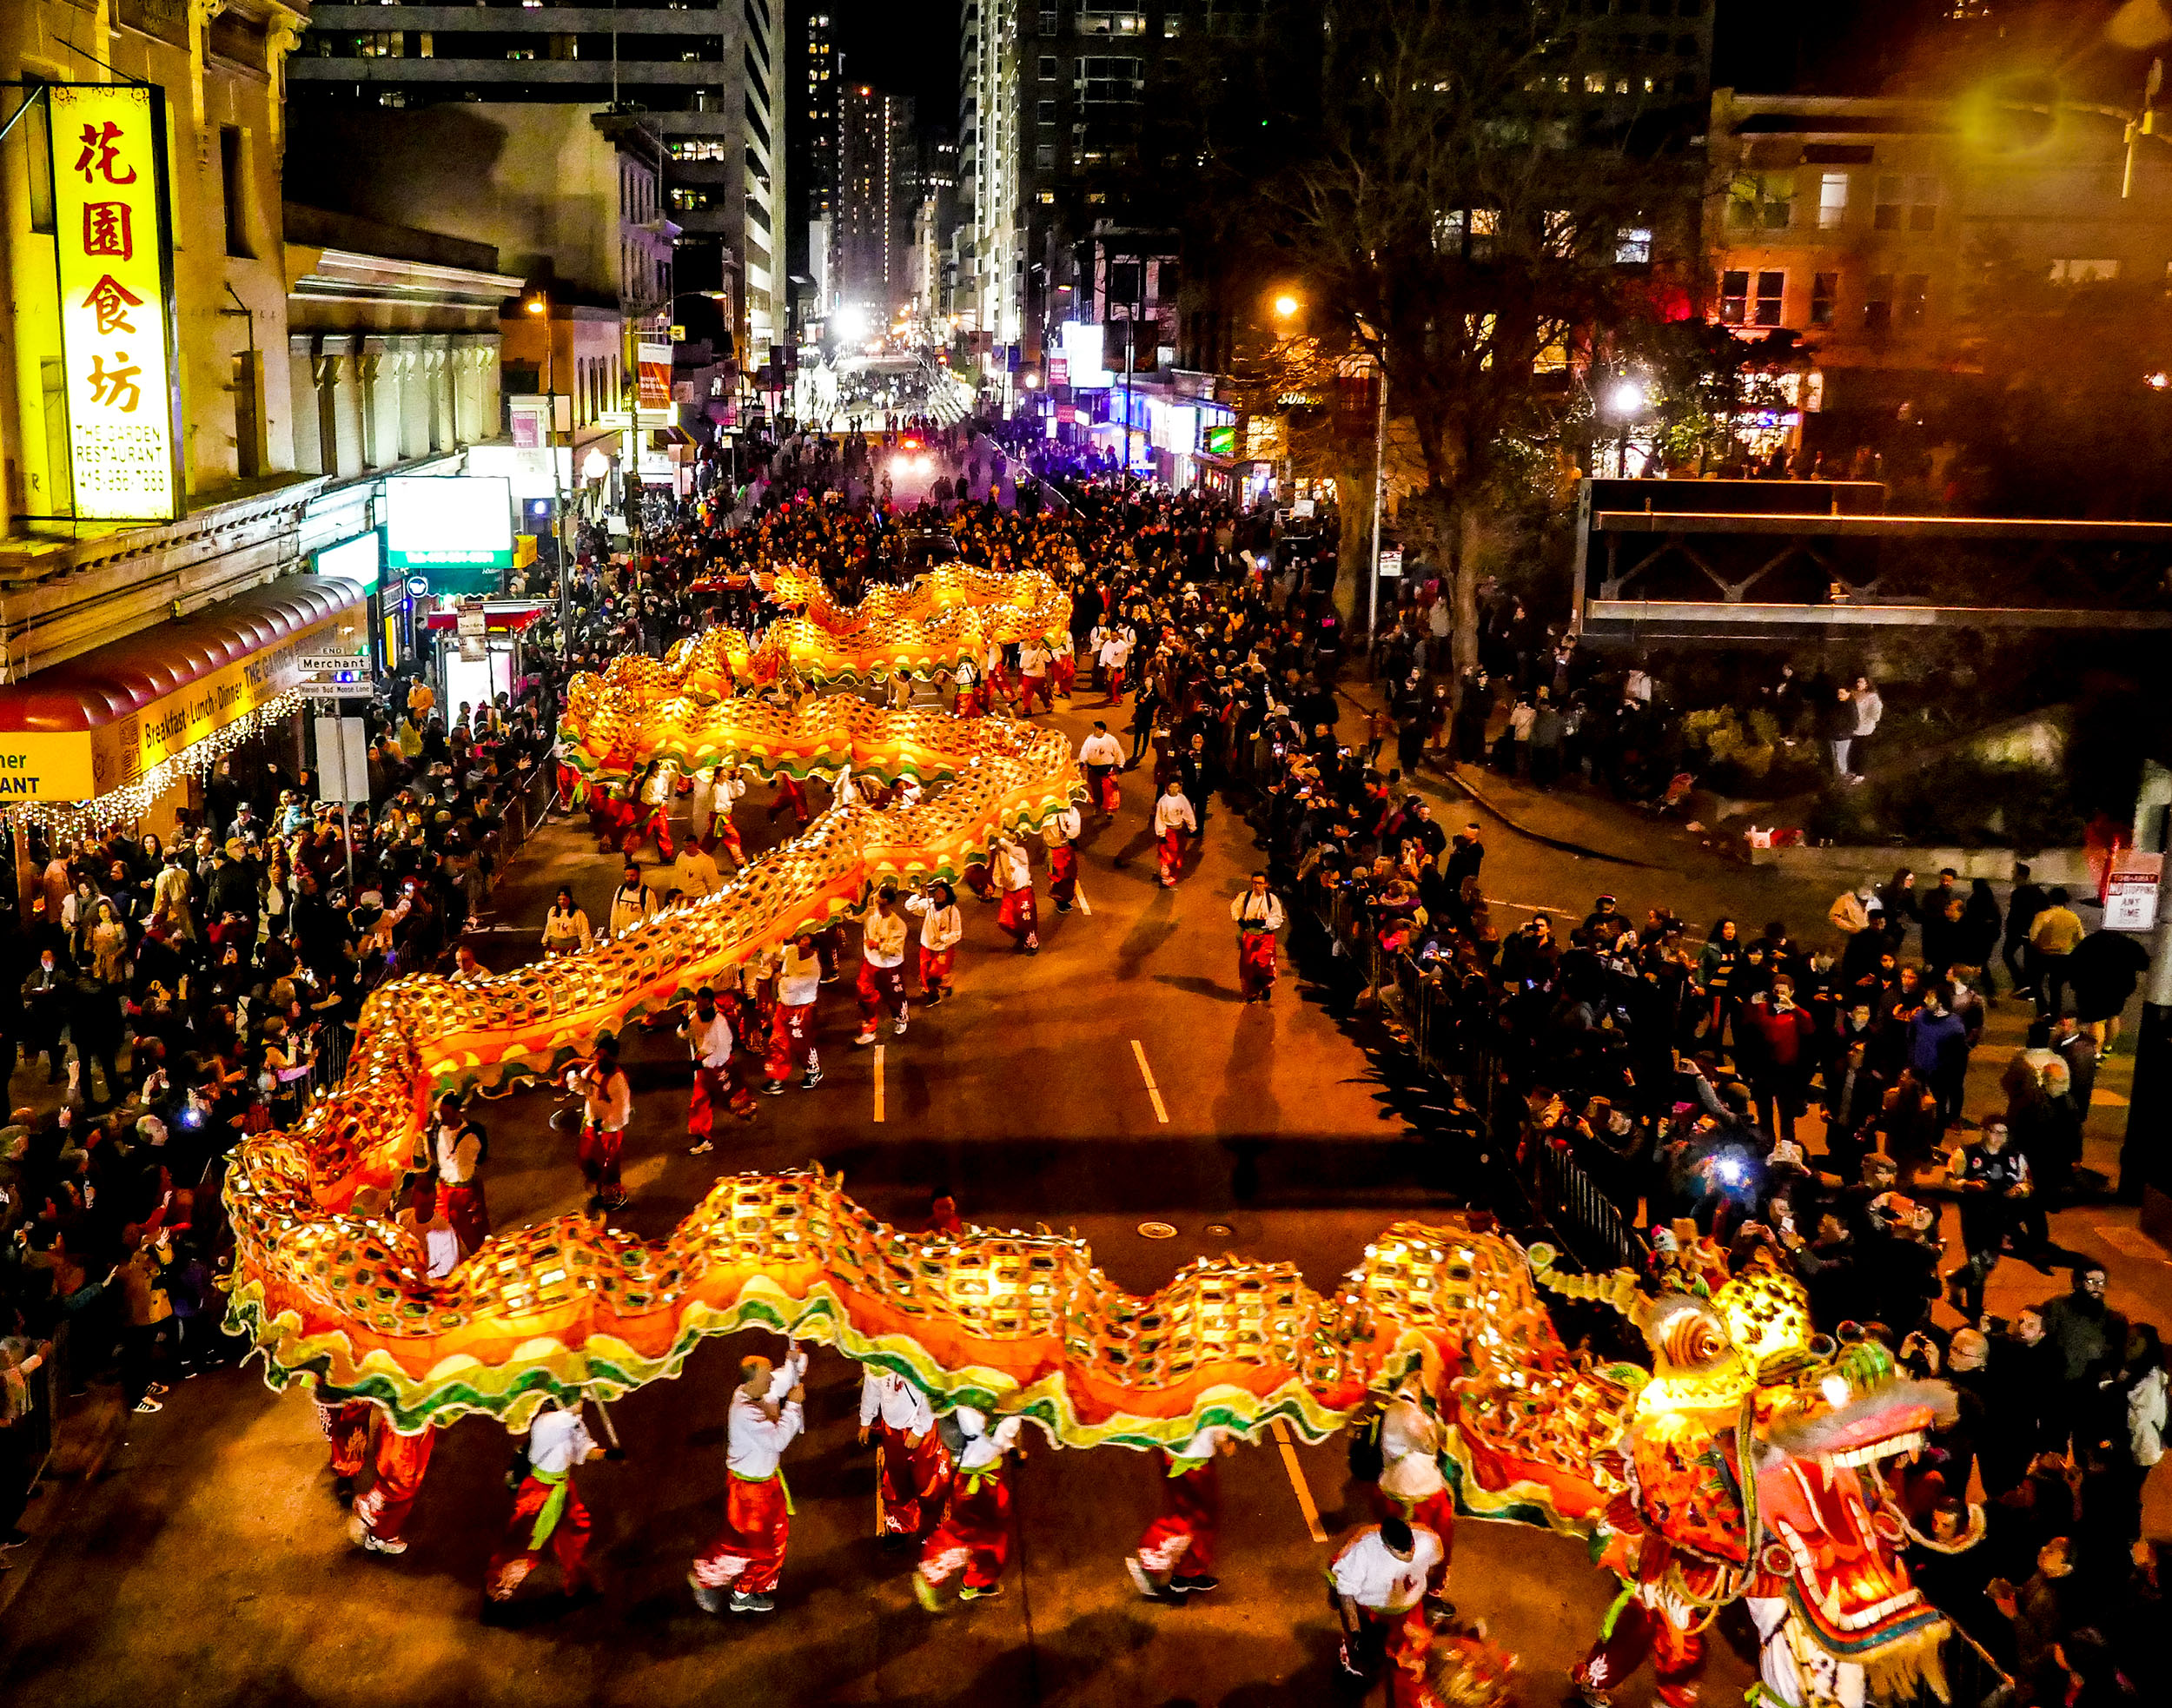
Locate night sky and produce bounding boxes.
[828,0,958,127]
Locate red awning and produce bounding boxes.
[0,576,364,735]
[421,602,549,634]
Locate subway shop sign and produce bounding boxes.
[0,612,348,801]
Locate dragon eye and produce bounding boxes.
[1657,1307,1729,1369]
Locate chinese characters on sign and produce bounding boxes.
[50,85,178,520]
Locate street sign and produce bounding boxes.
[456,608,487,637]
[407,575,430,596]
[297,652,368,674]
[2108,854,2162,931]
[1378,547,1405,578]
[296,679,377,701]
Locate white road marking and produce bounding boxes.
[1129,1039,1169,1124]
[1270,1419,1328,1543]
[873,1045,885,1123]
[1076,884,1092,917]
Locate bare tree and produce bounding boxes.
[1268,0,1698,698]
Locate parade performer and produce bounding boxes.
[911,1407,1026,1610]
[763,932,825,1094]
[607,863,655,940]
[767,771,812,829]
[1330,1516,1443,1688]
[431,1092,490,1257]
[991,834,1039,952]
[1078,721,1123,817]
[570,1036,632,1210]
[952,653,983,719]
[691,1344,808,1614]
[1050,628,1076,702]
[680,984,756,1155]
[858,1366,948,1545]
[853,885,913,1044]
[1043,804,1082,914]
[485,1398,603,1607]
[708,767,750,867]
[636,758,677,860]
[1374,1380,1453,1602]
[1123,1424,1233,1599]
[1569,1461,1709,1708]
[1016,636,1053,714]
[687,763,718,851]
[906,881,963,1005]
[318,1395,373,1503]
[1153,780,1197,888]
[1230,871,1287,1003]
[348,1409,436,1556]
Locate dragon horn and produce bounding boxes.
[1526,1242,1648,1324]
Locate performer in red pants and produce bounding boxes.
[991,835,1039,952]
[692,1346,807,1613]
[679,985,756,1154]
[486,1400,603,1605]
[912,1407,1026,1609]
[349,1410,436,1555]
[1044,805,1082,913]
[1372,1386,1454,1599]
[852,886,912,1044]
[1125,1425,1234,1597]
[858,1367,949,1543]
[318,1396,373,1500]
[762,936,824,1093]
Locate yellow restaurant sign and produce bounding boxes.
[50,83,182,521]
[0,609,354,802]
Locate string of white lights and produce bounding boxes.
[5,690,309,843]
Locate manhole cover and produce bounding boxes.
[1137,1221,1178,1240]
[1204,1222,1235,1238]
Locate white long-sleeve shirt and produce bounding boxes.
[1044,805,1081,844]
[952,1406,1024,1471]
[1078,732,1123,769]
[858,1368,935,1434]
[682,1010,735,1069]
[863,907,909,968]
[1379,1397,1446,1499]
[906,895,963,951]
[995,838,1032,892]
[727,1352,806,1479]
[1154,792,1197,837]
[1231,890,1286,932]
[1330,1526,1443,1612]
[528,1409,597,1473]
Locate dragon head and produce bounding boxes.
[1532,1245,1962,1691]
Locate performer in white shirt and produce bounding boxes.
[431,1092,490,1255]
[679,984,755,1155]
[1153,781,1198,889]
[1050,627,1077,701]
[911,1407,1029,1610]
[486,1400,603,1605]
[1328,1515,1443,1685]
[1078,721,1124,816]
[761,933,825,1093]
[991,834,1039,952]
[853,885,912,1044]
[858,1367,948,1544]
[905,881,963,1004]
[1374,1380,1454,1602]
[1230,871,1288,1003]
[1123,1424,1235,1599]
[1043,804,1083,914]
[570,1036,632,1210]
[691,1344,808,1614]
[1016,639,1053,714]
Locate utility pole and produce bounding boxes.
[1367,355,1387,641]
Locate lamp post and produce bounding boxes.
[1603,376,1647,479]
[526,290,571,645]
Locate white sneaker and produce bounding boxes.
[852,1030,877,1047]
[892,1013,910,1036]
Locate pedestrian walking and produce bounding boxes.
[680,984,756,1155]
[1230,872,1285,1003]
[853,885,913,1043]
[486,1400,604,1609]
[569,1036,632,1210]
[763,932,825,1093]
[991,835,1040,951]
[1044,804,1082,913]
[906,881,963,1004]
[1153,780,1197,889]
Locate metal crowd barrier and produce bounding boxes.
[1534,1142,1648,1274]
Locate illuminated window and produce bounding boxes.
[1614,225,1652,264]
[1584,71,1607,93]
[1818,172,1848,228]
[2049,257,2121,284]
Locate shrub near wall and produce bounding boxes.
[1803,756,2086,851]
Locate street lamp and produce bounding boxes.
[1273,293,1301,320]
[526,289,572,639]
[1603,376,1648,477]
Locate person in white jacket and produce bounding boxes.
[1153,781,1198,888]
[991,833,1039,952]
[691,1343,808,1614]
[1044,804,1083,912]
[911,1407,1029,1610]
[1231,871,1287,1002]
[906,881,963,1003]
[1078,720,1124,815]
[858,1367,947,1543]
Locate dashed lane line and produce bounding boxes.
[1271,1419,1328,1543]
[1129,1039,1169,1124]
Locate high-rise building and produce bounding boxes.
[962,0,1718,380]
[290,0,786,355]
[786,0,837,321]
[833,85,916,322]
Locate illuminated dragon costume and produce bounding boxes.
[222,566,1966,1704]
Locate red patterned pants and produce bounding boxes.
[692,1472,791,1594]
[354,1420,435,1543]
[1135,1457,1218,1578]
[918,1466,1010,1591]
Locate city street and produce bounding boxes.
[5,679,2169,1705]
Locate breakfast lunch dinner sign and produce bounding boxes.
[50,83,183,522]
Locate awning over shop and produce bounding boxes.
[0,575,366,800]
